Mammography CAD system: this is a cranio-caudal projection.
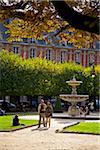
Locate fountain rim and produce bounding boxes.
[60,94,89,97]
[60,94,89,102]
[66,81,82,83]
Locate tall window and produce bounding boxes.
[46,49,52,60]
[75,52,80,64]
[88,53,95,66]
[13,47,19,54]
[30,48,36,58]
[61,51,67,63]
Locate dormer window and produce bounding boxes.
[22,38,28,43]
[61,42,65,46]
[30,38,35,43]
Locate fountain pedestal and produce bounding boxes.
[60,77,89,116]
[68,102,79,116]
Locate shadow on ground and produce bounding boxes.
[31,127,49,132]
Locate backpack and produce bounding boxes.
[45,106,52,117]
[46,107,52,113]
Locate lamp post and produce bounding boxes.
[91,64,96,111]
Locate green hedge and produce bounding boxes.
[0,50,99,97]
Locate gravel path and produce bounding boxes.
[0,117,100,150]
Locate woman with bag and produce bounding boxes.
[45,101,53,128]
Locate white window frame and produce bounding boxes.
[88,52,95,66]
[13,46,19,54]
[30,48,36,58]
[75,51,81,64]
[46,49,52,60]
[61,51,67,63]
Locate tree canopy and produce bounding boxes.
[0,0,99,48]
[0,50,99,96]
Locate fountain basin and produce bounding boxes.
[60,94,89,116]
[60,94,89,102]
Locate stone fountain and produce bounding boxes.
[60,76,89,116]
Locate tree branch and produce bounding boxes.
[52,0,99,35]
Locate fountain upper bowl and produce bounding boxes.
[66,80,82,87]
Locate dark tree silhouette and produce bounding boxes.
[0,0,99,35]
[52,0,99,35]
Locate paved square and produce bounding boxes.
[0,116,99,150]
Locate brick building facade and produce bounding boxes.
[0,40,100,67]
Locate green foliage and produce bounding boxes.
[54,98,62,113]
[0,50,99,97]
[64,122,100,134]
[0,50,59,96]
[83,66,100,96]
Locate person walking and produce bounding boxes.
[45,101,53,128]
[38,99,47,128]
[89,101,94,112]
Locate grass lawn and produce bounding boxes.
[6,112,38,116]
[0,115,38,131]
[63,122,100,135]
